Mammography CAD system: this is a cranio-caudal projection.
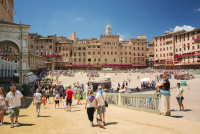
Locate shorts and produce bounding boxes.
[67,99,72,106]
[0,105,5,110]
[46,95,50,99]
[55,100,59,104]
[177,96,184,103]
[97,106,106,114]
[9,107,20,118]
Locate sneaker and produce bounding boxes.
[15,121,20,125]
[89,124,93,128]
[0,122,2,126]
[11,124,14,128]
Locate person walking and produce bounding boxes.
[55,92,60,109]
[42,96,47,109]
[176,83,184,111]
[5,85,25,128]
[0,87,6,126]
[85,90,97,127]
[59,86,64,102]
[66,86,73,112]
[96,86,107,125]
[45,88,50,103]
[33,89,42,117]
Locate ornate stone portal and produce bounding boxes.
[0,21,31,85]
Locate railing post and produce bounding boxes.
[160,94,170,116]
[118,93,121,106]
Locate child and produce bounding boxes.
[55,93,60,109]
[63,100,67,111]
[76,91,81,105]
[42,96,47,109]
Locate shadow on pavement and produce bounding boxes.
[38,116,51,118]
[3,122,35,127]
[70,110,81,112]
[105,122,118,126]
[183,109,192,112]
[171,109,192,112]
[171,116,183,118]
[14,123,35,127]
[19,115,28,117]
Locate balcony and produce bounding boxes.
[194,38,200,42]
[174,52,200,58]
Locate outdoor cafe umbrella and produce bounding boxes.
[140,78,150,82]
[14,72,38,83]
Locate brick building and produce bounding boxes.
[174,28,200,69]
[147,40,154,67]
[0,0,14,23]
[29,25,147,70]
[154,28,200,69]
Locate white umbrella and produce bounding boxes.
[13,72,38,83]
[140,78,150,82]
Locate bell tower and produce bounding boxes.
[105,24,112,36]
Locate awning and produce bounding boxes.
[165,64,174,66]
[194,38,200,42]
[159,57,165,60]
[154,58,159,60]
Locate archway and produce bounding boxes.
[0,40,22,84]
[0,22,31,84]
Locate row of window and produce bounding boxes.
[176,45,200,52]
[155,53,173,57]
[156,46,172,52]
[34,45,52,49]
[73,57,145,62]
[103,42,118,45]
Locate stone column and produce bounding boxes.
[160,95,170,116]
[52,62,55,72]
[19,56,22,84]
[21,54,29,84]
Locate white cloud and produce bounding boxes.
[196,8,200,12]
[166,25,195,33]
[119,34,125,41]
[76,17,83,22]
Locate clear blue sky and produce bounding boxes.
[14,0,200,42]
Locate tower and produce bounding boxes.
[106,24,112,36]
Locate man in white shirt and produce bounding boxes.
[5,85,25,128]
[96,86,107,125]
[176,83,184,111]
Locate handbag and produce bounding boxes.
[101,93,108,107]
